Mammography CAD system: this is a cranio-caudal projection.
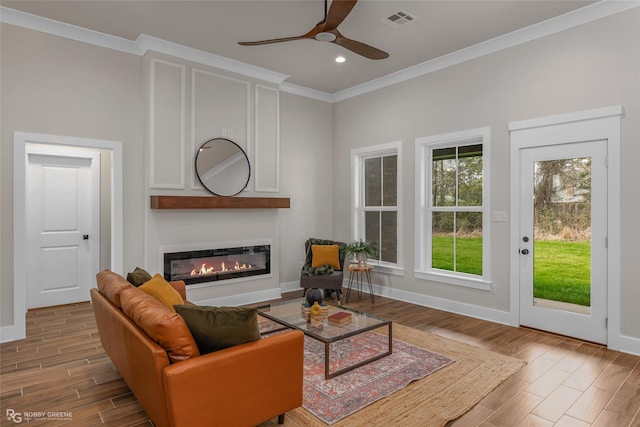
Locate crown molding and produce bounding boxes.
[2,1,638,103]
[0,6,289,86]
[279,81,334,103]
[0,5,139,54]
[135,34,289,85]
[332,0,640,102]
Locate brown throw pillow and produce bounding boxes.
[120,287,200,363]
[139,274,184,312]
[174,305,260,354]
[126,267,152,287]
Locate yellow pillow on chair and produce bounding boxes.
[311,244,341,270]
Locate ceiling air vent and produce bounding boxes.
[382,9,417,28]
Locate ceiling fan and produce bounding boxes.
[238,0,389,60]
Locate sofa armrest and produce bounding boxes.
[162,330,304,427]
[168,280,186,301]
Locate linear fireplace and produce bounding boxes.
[163,244,270,286]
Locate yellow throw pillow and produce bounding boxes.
[139,274,185,312]
[311,244,341,270]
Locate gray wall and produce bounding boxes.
[332,9,640,338]
[1,24,145,325]
[0,22,334,327]
[279,92,335,284]
[2,8,638,344]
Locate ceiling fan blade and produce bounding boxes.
[334,31,389,60]
[238,35,309,46]
[323,0,358,31]
[239,21,324,46]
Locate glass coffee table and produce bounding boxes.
[257,299,392,379]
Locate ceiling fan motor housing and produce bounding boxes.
[315,32,337,42]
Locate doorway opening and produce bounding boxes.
[509,106,622,346]
[7,132,123,342]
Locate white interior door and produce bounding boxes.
[26,145,100,308]
[518,140,607,343]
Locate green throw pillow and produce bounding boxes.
[174,305,260,354]
[126,267,152,287]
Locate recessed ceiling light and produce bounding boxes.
[335,56,346,63]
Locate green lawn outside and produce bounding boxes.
[533,240,591,306]
[432,236,482,275]
[432,237,591,306]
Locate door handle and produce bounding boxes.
[520,249,529,255]
[83,235,89,240]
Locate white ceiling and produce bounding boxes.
[2,0,601,94]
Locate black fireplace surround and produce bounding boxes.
[164,245,270,285]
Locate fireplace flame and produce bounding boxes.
[189,261,254,277]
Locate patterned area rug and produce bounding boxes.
[257,321,525,427]
[303,331,453,425]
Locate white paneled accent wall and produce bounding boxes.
[254,85,280,192]
[145,53,283,305]
[191,68,250,189]
[147,53,280,195]
[149,58,186,189]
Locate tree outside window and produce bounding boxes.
[431,144,483,275]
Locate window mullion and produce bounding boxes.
[353,143,401,268]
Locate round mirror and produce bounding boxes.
[195,138,250,196]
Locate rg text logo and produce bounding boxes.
[6,409,22,423]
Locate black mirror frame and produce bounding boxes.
[195,138,251,197]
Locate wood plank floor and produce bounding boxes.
[1,291,639,426]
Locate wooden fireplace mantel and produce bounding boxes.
[150,195,290,210]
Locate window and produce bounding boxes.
[352,142,401,269]
[415,128,491,289]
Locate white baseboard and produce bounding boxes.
[371,284,514,326]
[193,287,282,307]
[281,280,513,325]
[179,276,640,357]
[366,283,640,355]
[609,334,640,356]
[0,324,26,343]
[280,280,303,294]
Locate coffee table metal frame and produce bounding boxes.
[257,299,392,380]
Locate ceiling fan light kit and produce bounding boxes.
[315,32,337,42]
[238,0,389,60]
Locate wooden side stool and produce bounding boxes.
[346,264,374,303]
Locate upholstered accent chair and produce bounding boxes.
[300,238,347,304]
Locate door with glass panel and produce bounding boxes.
[519,141,607,343]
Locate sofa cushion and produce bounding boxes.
[311,244,341,270]
[139,274,184,312]
[126,267,153,287]
[97,270,134,308]
[120,286,200,363]
[174,305,261,354]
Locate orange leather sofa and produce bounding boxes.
[91,270,304,427]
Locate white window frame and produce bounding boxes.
[415,127,492,290]
[351,141,403,274]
